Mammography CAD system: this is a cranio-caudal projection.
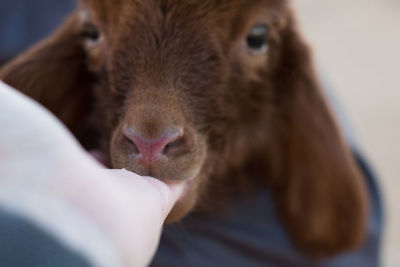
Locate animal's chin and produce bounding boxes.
[164,174,202,222]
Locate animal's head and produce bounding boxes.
[0,0,368,258]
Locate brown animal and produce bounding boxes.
[0,0,368,259]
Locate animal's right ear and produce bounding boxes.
[0,12,93,135]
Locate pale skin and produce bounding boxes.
[0,80,184,267]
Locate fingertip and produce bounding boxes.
[166,182,185,202]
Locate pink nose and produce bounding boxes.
[122,126,183,164]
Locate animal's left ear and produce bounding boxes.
[268,10,369,258]
[0,12,94,137]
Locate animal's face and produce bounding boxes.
[80,0,287,220]
[0,0,369,258]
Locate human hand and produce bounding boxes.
[0,81,184,267]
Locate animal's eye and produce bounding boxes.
[82,22,100,42]
[246,25,269,53]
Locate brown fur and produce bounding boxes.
[0,0,368,258]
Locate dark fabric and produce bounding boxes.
[151,151,382,267]
[0,208,93,267]
[0,0,75,63]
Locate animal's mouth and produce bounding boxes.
[89,129,205,182]
[89,112,208,221]
[89,148,200,209]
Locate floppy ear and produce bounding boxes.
[0,12,93,137]
[268,12,369,258]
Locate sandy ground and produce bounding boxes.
[292,0,400,266]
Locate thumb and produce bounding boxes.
[104,169,185,219]
[142,176,185,218]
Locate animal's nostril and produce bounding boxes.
[124,135,140,154]
[122,125,184,160]
[163,136,185,154]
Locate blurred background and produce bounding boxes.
[0,0,398,265]
[293,0,400,266]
